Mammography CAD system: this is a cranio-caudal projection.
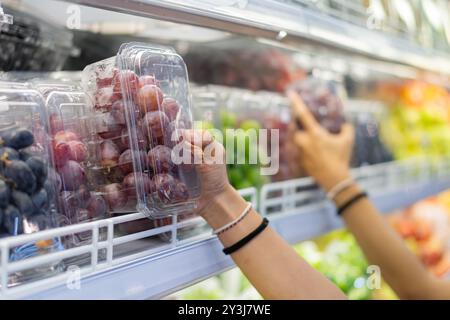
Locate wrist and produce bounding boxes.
[201,184,248,230]
[315,168,352,192]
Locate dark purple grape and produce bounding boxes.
[147,145,173,173]
[0,180,10,209]
[31,188,48,211]
[4,160,37,195]
[26,156,48,189]
[19,150,32,161]
[46,168,62,194]
[5,128,34,150]
[3,205,23,235]
[0,147,20,160]
[11,190,34,217]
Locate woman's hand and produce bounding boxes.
[183,130,237,222]
[288,91,355,191]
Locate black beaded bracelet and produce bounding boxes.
[223,218,269,255]
[337,192,368,216]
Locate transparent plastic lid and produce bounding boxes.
[82,43,201,218]
[289,77,346,134]
[37,83,108,245]
[0,81,62,255]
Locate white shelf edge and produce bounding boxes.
[18,178,450,300]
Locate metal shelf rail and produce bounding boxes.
[60,0,450,75]
[0,157,448,299]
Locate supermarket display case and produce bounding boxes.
[0,0,450,299]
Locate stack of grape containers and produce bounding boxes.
[81,43,201,236]
[0,43,203,285]
[0,81,63,285]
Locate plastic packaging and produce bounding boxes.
[82,43,201,218]
[35,82,108,250]
[289,76,346,134]
[184,39,304,92]
[0,81,63,285]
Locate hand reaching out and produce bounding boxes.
[288,91,355,191]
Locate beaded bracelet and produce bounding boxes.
[212,202,252,235]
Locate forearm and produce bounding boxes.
[336,183,436,299]
[203,185,346,300]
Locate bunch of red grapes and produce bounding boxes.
[185,47,304,92]
[49,123,107,229]
[291,79,345,134]
[88,66,191,216]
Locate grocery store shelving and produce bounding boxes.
[60,0,450,75]
[1,158,448,300]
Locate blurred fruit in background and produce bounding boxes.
[295,230,373,300]
[390,194,450,278]
[379,80,450,160]
[185,41,305,93]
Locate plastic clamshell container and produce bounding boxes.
[0,81,63,284]
[289,77,346,134]
[37,82,109,248]
[82,43,201,218]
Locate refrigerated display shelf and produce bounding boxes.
[60,0,450,75]
[0,158,448,300]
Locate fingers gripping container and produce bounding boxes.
[0,81,63,286]
[82,43,201,219]
[37,82,108,251]
[289,77,346,134]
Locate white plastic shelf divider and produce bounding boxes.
[3,158,447,300]
[60,0,450,75]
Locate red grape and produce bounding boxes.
[122,172,154,197]
[112,70,139,94]
[59,160,86,191]
[138,75,156,88]
[99,140,120,167]
[118,149,146,175]
[86,193,107,219]
[120,127,148,150]
[161,98,180,121]
[153,174,189,205]
[147,145,173,173]
[136,85,163,114]
[53,141,71,167]
[102,183,128,210]
[142,110,169,140]
[54,130,79,143]
[110,100,126,125]
[95,112,124,139]
[153,173,175,186]
[67,140,88,162]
